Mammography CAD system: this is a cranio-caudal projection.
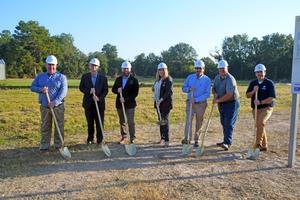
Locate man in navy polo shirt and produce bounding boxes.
[246,64,276,151]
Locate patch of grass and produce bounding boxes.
[0,83,291,148]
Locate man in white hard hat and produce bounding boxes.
[246,64,276,151]
[79,58,108,144]
[182,59,211,146]
[31,55,68,151]
[212,59,240,151]
[152,62,173,146]
[112,61,139,144]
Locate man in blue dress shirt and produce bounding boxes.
[182,59,211,147]
[31,55,68,151]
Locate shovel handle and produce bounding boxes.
[253,90,258,148]
[93,93,106,140]
[120,92,128,124]
[156,100,162,122]
[45,92,64,145]
[187,90,194,141]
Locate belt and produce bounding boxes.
[187,100,207,104]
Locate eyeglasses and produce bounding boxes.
[195,67,203,70]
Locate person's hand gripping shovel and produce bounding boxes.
[120,91,137,156]
[247,90,260,160]
[195,102,215,157]
[182,90,194,155]
[45,91,71,159]
[93,92,111,157]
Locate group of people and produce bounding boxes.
[31,55,276,154]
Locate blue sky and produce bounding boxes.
[1,0,299,60]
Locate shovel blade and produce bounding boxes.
[247,148,260,160]
[125,144,137,156]
[195,147,204,157]
[101,144,111,157]
[59,147,71,159]
[182,144,193,155]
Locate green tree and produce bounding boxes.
[13,20,54,77]
[101,43,121,76]
[161,43,197,77]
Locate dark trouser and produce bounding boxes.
[40,104,64,149]
[84,102,104,143]
[218,100,240,145]
[158,109,171,142]
[117,108,135,141]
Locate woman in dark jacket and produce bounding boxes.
[153,62,173,146]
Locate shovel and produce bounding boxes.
[120,92,137,156]
[195,102,215,157]
[45,92,71,159]
[247,90,260,160]
[155,100,167,126]
[93,93,111,157]
[182,91,194,155]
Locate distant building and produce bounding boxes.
[0,59,5,80]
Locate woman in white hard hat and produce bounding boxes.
[153,62,173,146]
[79,58,108,145]
[112,61,139,144]
[246,64,276,151]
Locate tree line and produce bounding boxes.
[0,20,294,81]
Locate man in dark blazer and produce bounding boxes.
[79,58,108,144]
[112,61,139,144]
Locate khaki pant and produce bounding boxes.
[252,107,273,148]
[40,104,64,150]
[184,100,207,142]
[117,108,136,140]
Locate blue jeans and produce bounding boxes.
[218,100,240,145]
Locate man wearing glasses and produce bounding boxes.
[182,59,211,147]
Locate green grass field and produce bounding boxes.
[0,79,292,148]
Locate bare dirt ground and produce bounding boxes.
[0,109,299,200]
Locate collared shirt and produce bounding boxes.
[91,73,97,87]
[31,72,68,107]
[182,73,211,102]
[122,75,130,89]
[246,78,276,109]
[213,73,239,100]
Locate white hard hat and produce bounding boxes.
[46,55,57,65]
[254,64,266,72]
[194,59,205,68]
[89,58,100,66]
[157,62,167,69]
[217,59,228,68]
[121,61,132,69]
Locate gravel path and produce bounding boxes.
[0,109,299,199]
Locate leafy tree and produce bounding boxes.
[161,43,197,77]
[101,43,120,76]
[12,20,54,77]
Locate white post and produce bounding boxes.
[289,15,300,167]
[288,94,299,167]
